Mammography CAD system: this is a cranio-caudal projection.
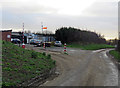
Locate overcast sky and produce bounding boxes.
[0,0,119,39]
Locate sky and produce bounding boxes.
[0,0,119,40]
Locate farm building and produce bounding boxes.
[37,34,55,42]
[0,30,12,42]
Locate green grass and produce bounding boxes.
[109,50,120,61]
[67,43,115,50]
[2,41,56,86]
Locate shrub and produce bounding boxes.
[2,41,5,44]
[51,41,55,46]
[2,82,15,87]
[31,52,37,58]
[46,54,51,59]
[53,60,56,65]
[6,63,10,66]
[3,67,12,71]
[42,52,46,56]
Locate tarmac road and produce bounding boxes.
[25,45,118,86]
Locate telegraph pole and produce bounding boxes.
[41,22,43,34]
[22,23,25,48]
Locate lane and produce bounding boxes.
[42,47,118,86]
[25,45,118,86]
[41,51,93,86]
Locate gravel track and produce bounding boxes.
[25,45,118,86]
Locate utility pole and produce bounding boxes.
[22,23,25,48]
[41,22,43,34]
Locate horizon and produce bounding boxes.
[2,27,118,40]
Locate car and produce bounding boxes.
[34,40,42,45]
[36,43,42,47]
[30,39,42,47]
[35,40,42,47]
[11,38,21,44]
[30,39,36,44]
[54,41,62,47]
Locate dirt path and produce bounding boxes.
[25,45,118,86]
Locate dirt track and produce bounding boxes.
[25,45,118,86]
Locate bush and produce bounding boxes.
[2,41,5,44]
[42,52,46,56]
[47,54,51,59]
[31,52,38,58]
[51,41,55,46]
[2,82,15,87]
[53,60,56,65]
[3,67,12,71]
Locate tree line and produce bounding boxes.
[55,27,106,44]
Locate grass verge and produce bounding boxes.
[67,43,114,50]
[109,50,120,61]
[2,41,56,86]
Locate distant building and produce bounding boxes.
[37,34,55,42]
[11,32,55,44]
[24,33,33,43]
[26,33,55,43]
[0,30,12,42]
[11,32,33,44]
[12,32,28,44]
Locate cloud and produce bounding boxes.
[1,0,119,39]
[82,1,118,17]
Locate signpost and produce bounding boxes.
[41,22,48,49]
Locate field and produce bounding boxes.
[109,50,120,61]
[2,41,56,86]
[67,44,114,50]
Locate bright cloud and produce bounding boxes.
[37,0,96,16]
[0,0,119,39]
